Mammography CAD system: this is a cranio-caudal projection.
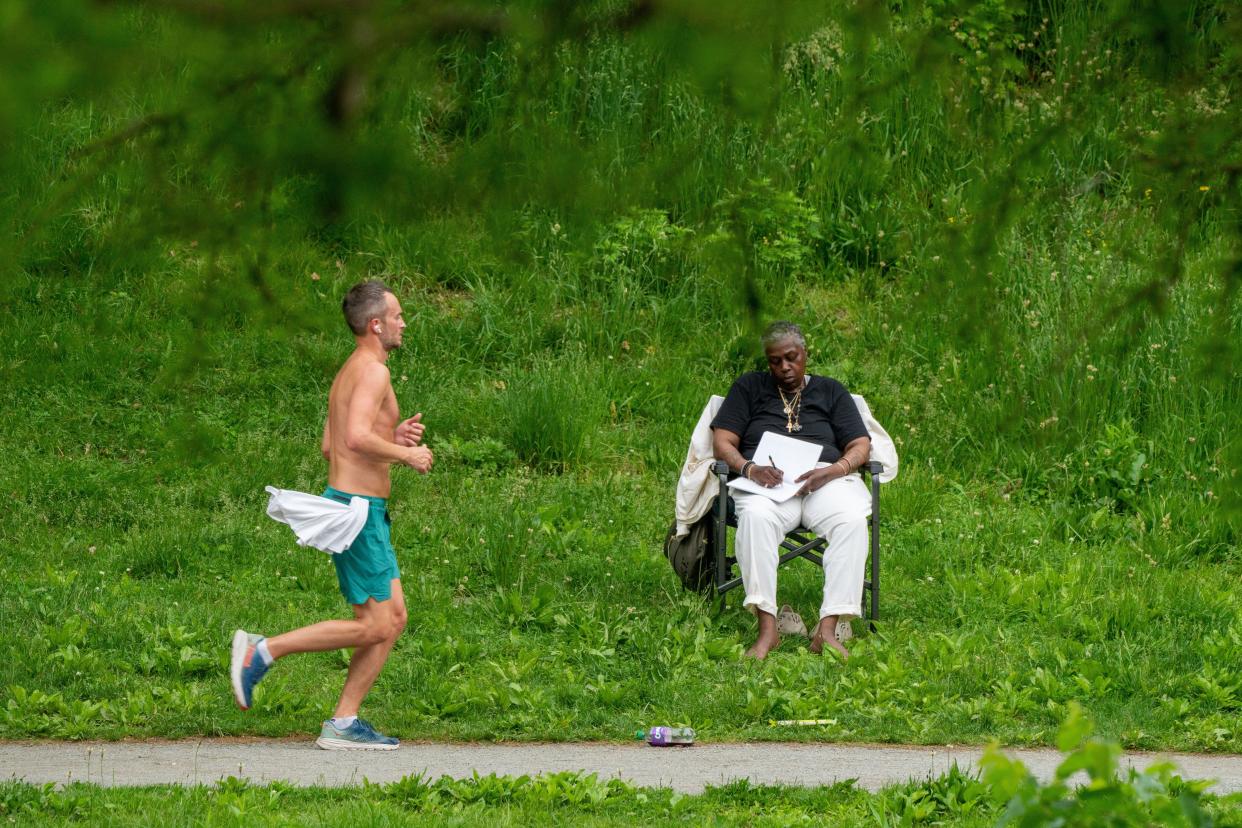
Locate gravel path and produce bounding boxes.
[3,740,1241,794]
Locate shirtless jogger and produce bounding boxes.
[230,280,433,750]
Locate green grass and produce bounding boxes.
[0,0,1239,756]
[3,752,1239,827]
[0,775,996,828]
[4,466,1237,749]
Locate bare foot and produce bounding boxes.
[744,634,781,660]
[809,617,849,660]
[744,610,781,660]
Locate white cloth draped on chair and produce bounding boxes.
[674,395,725,537]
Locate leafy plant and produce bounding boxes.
[916,0,1030,101]
[1069,421,1153,514]
[718,178,824,281]
[873,763,993,825]
[437,436,517,473]
[981,703,1214,827]
[592,209,693,295]
[495,585,559,630]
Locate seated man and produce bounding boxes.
[711,321,872,660]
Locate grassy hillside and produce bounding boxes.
[0,1,1238,749]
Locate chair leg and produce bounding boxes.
[711,481,734,616]
[869,472,880,633]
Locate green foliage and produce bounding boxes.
[1069,421,1153,514]
[719,178,824,282]
[495,585,559,630]
[916,0,1030,101]
[873,764,994,825]
[437,436,518,473]
[0,0,1238,754]
[0,781,91,821]
[592,208,694,295]
[981,703,1216,827]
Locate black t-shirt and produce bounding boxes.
[711,372,868,463]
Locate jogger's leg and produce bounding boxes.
[266,601,396,660]
[265,620,375,659]
[334,578,407,718]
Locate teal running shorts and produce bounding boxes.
[322,487,400,605]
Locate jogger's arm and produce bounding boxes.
[345,364,429,469]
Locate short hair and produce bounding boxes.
[762,320,806,350]
[341,280,393,335]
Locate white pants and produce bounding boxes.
[733,473,872,621]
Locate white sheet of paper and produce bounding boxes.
[726,431,823,502]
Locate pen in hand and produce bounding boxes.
[769,455,781,473]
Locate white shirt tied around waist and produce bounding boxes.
[264,486,370,554]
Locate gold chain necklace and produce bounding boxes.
[778,385,803,433]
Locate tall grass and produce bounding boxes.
[507,360,605,472]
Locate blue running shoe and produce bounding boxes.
[315,718,399,751]
[230,629,270,710]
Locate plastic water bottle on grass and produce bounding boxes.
[636,726,695,746]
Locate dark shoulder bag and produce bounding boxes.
[662,513,717,593]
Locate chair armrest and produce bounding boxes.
[711,460,729,476]
[866,460,884,475]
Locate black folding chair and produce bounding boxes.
[710,460,884,630]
